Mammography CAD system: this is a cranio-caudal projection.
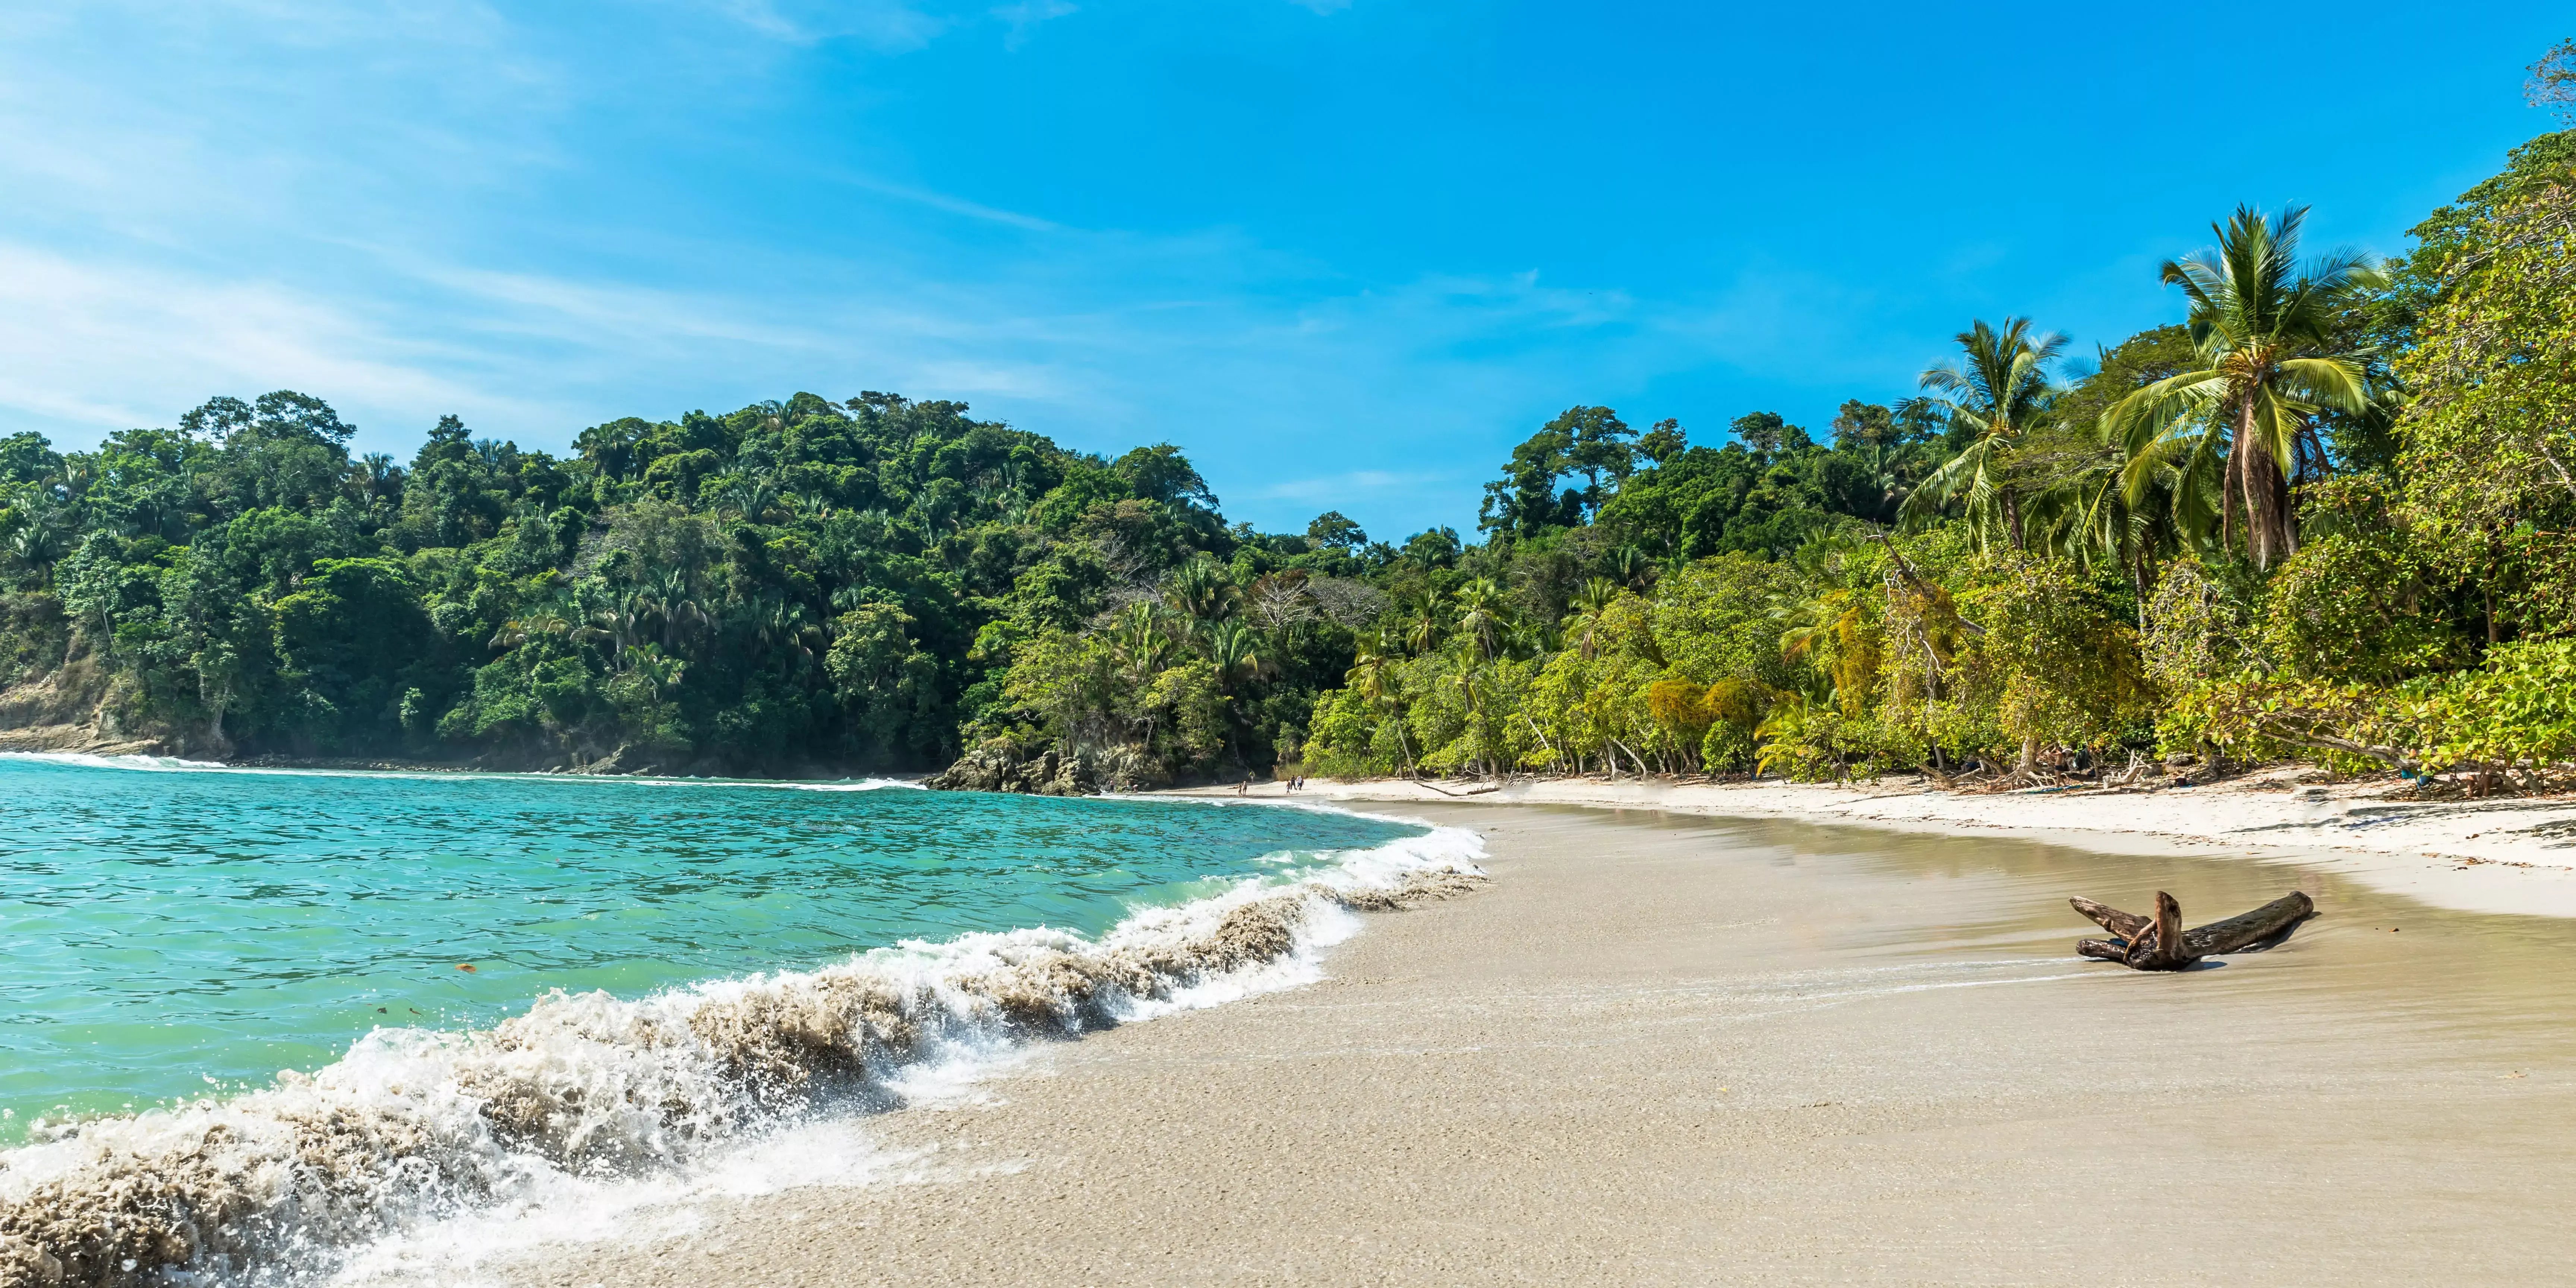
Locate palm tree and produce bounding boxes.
[1403,588,1448,655]
[2108,205,2381,570]
[1108,600,1175,679]
[645,571,709,651]
[1451,578,1512,662]
[755,600,823,667]
[1161,556,1237,622]
[489,612,571,651]
[1600,545,1656,591]
[1204,618,1266,689]
[6,512,71,582]
[1900,318,2068,549]
[1560,578,1622,660]
[1344,637,1416,772]
[626,643,686,705]
[714,474,783,524]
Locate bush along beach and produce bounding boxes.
[6,121,2576,794]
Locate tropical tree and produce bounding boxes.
[626,643,685,705]
[1451,577,1512,661]
[1106,600,1175,680]
[1343,636,1415,771]
[1403,587,1448,655]
[2108,205,2384,570]
[1560,578,1622,660]
[1160,556,1236,622]
[1900,318,2067,549]
[1203,618,1265,688]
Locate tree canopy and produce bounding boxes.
[8,75,2576,797]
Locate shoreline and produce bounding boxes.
[1161,768,2576,918]
[487,803,2576,1286]
[0,777,1474,1288]
[32,737,2574,918]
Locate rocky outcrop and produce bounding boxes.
[926,739,1155,796]
[0,649,186,757]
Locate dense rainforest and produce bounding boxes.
[7,80,2576,794]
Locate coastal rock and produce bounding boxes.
[926,740,1157,795]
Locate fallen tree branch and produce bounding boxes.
[1412,779,1502,798]
[2070,890,2316,971]
[1869,532,1984,636]
[2251,716,2413,771]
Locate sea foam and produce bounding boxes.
[0,752,231,773]
[0,818,1484,1288]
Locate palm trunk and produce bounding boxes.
[2131,545,2152,629]
[2235,401,2296,571]
[2220,433,2240,559]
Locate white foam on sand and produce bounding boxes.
[0,816,1486,1288]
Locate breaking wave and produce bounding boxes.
[0,752,231,773]
[0,753,925,793]
[0,820,1484,1288]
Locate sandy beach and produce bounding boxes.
[482,803,2576,1287]
[1273,772,2576,919]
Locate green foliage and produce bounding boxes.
[1963,557,2149,760]
[2106,206,2385,571]
[0,388,1297,776]
[16,109,2576,792]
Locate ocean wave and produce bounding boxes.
[0,752,231,772]
[0,823,1484,1288]
[0,753,928,793]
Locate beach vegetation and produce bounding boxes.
[6,62,2576,793]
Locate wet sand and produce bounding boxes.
[508,806,2576,1285]
[1270,774,2576,918]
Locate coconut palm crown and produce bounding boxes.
[2106,204,2384,570]
[1897,317,2067,549]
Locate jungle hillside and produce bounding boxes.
[7,91,2576,795]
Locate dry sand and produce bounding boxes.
[497,805,2576,1287]
[1272,772,2576,918]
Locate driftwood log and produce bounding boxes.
[1412,779,1502,798]
[2069,890,2315,971]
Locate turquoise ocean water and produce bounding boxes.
[0,755,1424,1136]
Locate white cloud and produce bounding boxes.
[991,0,1074,49]
[701,0,948,49]
[1249,469,1462,503]
[825,172,1066,231]
[0,244,580,441]
[0,0,1894,539]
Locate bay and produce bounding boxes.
[0,755,1418,1133]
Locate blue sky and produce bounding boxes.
[1,1,2566,541]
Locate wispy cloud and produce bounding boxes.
[0,0,1945,539]
[991,0,1075,49]
[700,0,948,50]
[1249,469,1463,504]
[827,172,1066,231]
[0,243,565,438]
